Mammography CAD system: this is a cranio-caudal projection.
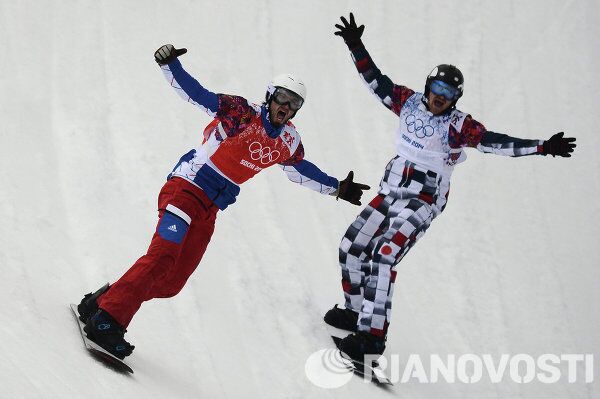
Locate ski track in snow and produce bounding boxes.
[1,1,598,398]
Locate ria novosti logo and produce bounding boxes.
[304,348,354,388]
[305,350,595,387]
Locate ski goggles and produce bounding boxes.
[429,80,460,101]
[272,87,304,111]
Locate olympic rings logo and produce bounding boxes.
[249,141,280,165]
[405,114,434,139]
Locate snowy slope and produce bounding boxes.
[1,1,599,398]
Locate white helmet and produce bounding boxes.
[266,73,307,102]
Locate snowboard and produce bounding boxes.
[327,326,392,385]
[69,304,133,374]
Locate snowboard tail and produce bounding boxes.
[69,304,133,374]
[327,326,392,385]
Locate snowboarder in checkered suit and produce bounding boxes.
[324,13,577,361]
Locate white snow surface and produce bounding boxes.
[1,1,599,398]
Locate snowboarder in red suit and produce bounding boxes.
[76,44,370,359]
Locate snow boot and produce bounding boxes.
[324,304,358,332]
[77,283,110,323]
[338,331,386,362]
[84,309,134,360]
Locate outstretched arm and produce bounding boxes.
[279,144,370,205]
[459,117,576,157]
[280,159,339,195]
[335,13,414,115]
[477,131,544,156]
[155,44,219,116]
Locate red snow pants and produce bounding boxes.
[98,177,218,327]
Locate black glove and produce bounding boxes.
[154,44,188,66]
[337,171,370,206]
[542,132,576,157]
[334,12,365,48]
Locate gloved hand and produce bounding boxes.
[542,132,576,157]
[154,44,187,66]
[334,12,365,49]
[336,171,370,206]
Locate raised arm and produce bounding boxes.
[334,13,414,115]
[154,44,219,116]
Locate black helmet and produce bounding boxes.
[424,64,464,106]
